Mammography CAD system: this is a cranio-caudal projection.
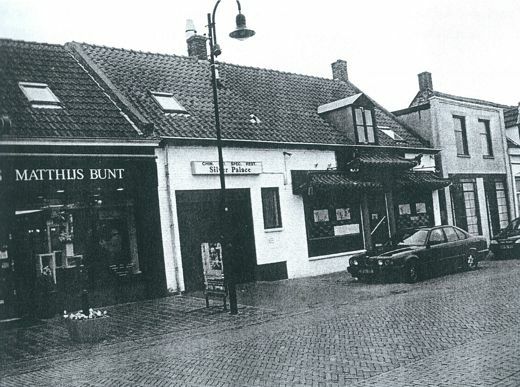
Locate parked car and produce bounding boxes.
[489,217,520,260]
[347,226,488,283]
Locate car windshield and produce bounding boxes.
[505,218,520,231]
[399,229,429,246]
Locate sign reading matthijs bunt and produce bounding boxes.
[191,161,262,175]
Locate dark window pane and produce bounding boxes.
[261,188,282,229]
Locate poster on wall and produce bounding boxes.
[313,209,329,222]
[334,224,360,236]
[398,204,411,215]
[201,242,224,280]
[335,208,351,221]
[416,202,427,214]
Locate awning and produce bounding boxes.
[347,151,417,170]
[293,170,382,195]
[396,171,451,190]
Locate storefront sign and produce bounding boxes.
[15,168,125,181]
[334,224,360,236]
[191,161,262,175]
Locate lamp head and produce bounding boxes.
[213,43,222,57]
[229,12,255,41]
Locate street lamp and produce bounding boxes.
[207,0,255,315]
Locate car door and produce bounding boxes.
[442,226,462,272]
[423,228,447,277]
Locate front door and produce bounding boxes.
[176,189,257,292]
[367,193,390,248]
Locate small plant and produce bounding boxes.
[63,308,108,320]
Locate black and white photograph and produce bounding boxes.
[1,0,520,385]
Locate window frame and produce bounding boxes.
[150,91,187,114]
[261,187,282,230]
[453,115,469,156]
[353,106,377,145]
[478,119,493,157]
[18,82,61,107]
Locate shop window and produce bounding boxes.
[353,107,377,144]
[261,188,282,229]
[453,116,469,156]
[516,176,520,216]
[150,91,187,113]
[304,192,363,257]
[450,178,481,235]
[479,119,493,157]
[18,82,61,108]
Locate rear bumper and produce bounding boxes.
[489,243,519,259]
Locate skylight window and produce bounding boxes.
[19,82,61,108]
[151,91,187,113]
[380,128,405,142]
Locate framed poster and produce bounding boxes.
[416,202,427,214]
[201,242,224,280]
[313,209,329,222]
[399,204,411,215]
[336,208,351,221]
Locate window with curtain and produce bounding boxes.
[261,187,282,229]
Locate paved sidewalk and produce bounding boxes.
[0,295,281,374]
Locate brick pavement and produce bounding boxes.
[2,260,520,386]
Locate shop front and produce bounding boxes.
[0,150,166,320]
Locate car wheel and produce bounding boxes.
[465,251,478,270]
[404,261,419,283]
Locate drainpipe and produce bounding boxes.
[163,144,181,293]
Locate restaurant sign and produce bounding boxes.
[191,161,262,175]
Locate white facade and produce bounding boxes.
[155,145,366,292]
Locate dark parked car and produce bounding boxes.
[489,217,520,259]
[347,226,488,283]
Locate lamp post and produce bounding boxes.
[207,0,255,315]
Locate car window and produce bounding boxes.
[400,229,429,246]
[443,227,458,242]
[454,228,468,240]
[429,228,446,244]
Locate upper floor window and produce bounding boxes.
[19,82,61,108]
[453,115,469,156]
[150,91,187,113]
[353,107,376,144]
[479,119,493,157]
[261,188,282,229]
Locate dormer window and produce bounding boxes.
[150,91,187,114]
[19,82,61,108]
[353,107,376,144]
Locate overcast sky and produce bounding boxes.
[1,0,519,111]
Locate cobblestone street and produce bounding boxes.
[2,260,520,386]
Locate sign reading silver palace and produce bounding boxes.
[15,168,125,181]
[191,161,262,175]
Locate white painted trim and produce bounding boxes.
[264,227,284,233]
[0,152,157,158]
[317,93,363,114]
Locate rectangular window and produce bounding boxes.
[354,107,376,144]
[19,82,61,108]
[479,119,493,157]
[261,188,282,229]
[150,91,187,113]
[485,178,509,236]
[453,116,469,155]
[450,178,481,235]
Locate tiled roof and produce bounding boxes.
[348,150,417,170]
[0,39,145,140]
[504,106,519,128]
[396,171,451,190]
[297,171,382,194]
[70,42,428,149]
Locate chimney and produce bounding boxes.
[331,59,348,82]
[418,71,433,92]
[185,20,207,60]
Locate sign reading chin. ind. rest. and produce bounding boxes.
[191,161,263,175]
[15,168,125,181]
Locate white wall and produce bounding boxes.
[156,144,363,291]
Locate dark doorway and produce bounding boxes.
[176,189,257,292]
